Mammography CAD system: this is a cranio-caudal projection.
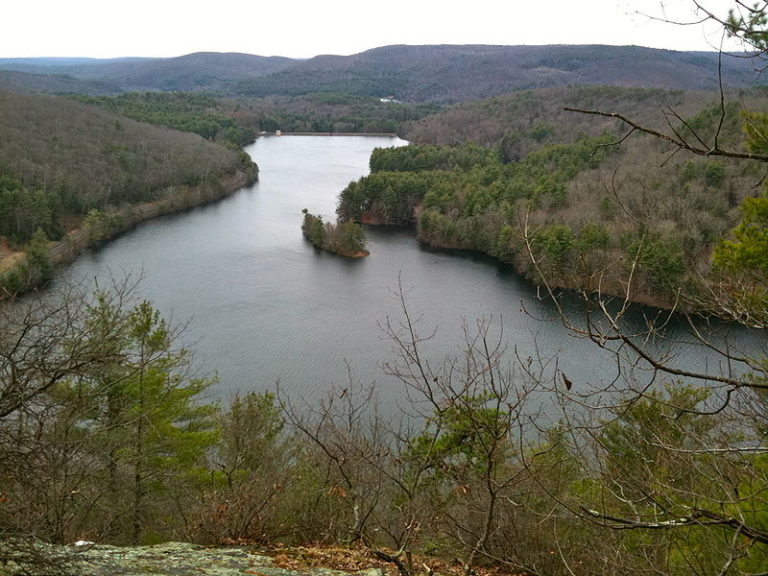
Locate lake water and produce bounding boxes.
[59,135,761,407]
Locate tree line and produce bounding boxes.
[338,93,762,308]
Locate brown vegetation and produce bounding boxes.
[339,85,768,308]
[0,87,257,294]
[0,88,252,209]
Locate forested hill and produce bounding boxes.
[0,87,255,287]
[234,44,761,102]
[0,88,252,209]
[0,52,297,93]
[0,44,761,101]
[0,69,120,95]
[338,85,766,307]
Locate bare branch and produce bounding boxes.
[564,107,768,161]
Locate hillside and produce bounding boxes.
[403,85,722,149]
[0,88,252,211]
[0,88,256,290]
[338,85,767,307]
[0,69,120,95]
[0,45,762,101]
[233,44,763,102]
[69,52,298,92]
[0,53,297,93]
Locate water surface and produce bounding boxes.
[60,135,758,407]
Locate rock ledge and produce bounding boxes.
[72,542,386,576]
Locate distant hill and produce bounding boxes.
[0,53,297,93]
[0,57,135,72]
[0,45,763,101]
[0,69,121,95]
[66,52,298,91]
[233,44,765,102]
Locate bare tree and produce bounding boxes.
[0,282,132,572]
[281,279,554,576]
[515,5,768,572]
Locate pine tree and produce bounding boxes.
[74,294,219,543]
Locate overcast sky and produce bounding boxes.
[3,0,746,59]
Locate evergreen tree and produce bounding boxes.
[27,228,53,284]
[301,208,326,248]
[75,294,218,543]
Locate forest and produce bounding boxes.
[0,89,258,293]
[1,3,768,576]
[336,86,766,308]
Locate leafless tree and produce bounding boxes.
[0,281,136,572]
[515,5,768,571]
[281,278,556,576]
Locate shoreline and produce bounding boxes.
[0,169,256,295]
[48,169,255,267]
[260,131,399,138]
[360,215,680,312]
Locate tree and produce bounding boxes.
[715,192,768,278]
[26,227,53,284]
[0,281,217,549]
[0,283,124,570]
[302,208,326,248]
[522,3,768,573]
[330,220,368,255]
[724,1,768,52]
[77,296,218,544]
[195,391,290,543]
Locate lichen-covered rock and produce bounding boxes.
[72,542,386,576]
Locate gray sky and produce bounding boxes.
[4,0,745,59]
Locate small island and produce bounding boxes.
[301,208,369,258]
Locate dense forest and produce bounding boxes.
[72,91,438,142]
[0,88,257,292]
[69,92,259,147]
[2,5,768,575]
[236,92,440,135]
[336,86,765,308]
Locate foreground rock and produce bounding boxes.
[73,542,386,576]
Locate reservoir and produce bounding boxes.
[59,135,756,406]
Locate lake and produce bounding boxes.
[59,135,759,407]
